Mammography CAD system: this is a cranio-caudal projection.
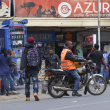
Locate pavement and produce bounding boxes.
[0,83,110,110]
[0,82,42,101]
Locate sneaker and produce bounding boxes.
[6,91,9,96]
[11,91,20,95]
[26,97,30,101]
[34,93,39,101]
[72,91,82,97]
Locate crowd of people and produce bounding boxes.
[0,36,110,101]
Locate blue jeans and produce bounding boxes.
[104,68,109,82]
[100,65,109,82]
[25,71,39,98]
[100,65,105,76]
[1,75,14,91]
[65,69,81,90]
[1,75,14,92]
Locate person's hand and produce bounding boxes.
[14,64,17,66]
[106,66,109,71]
[84,59,87,62]
[91,48,95,52]
[20,70,24,74]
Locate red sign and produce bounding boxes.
[0,0,10,17]
[15,0,110,18]
[65,32,72,42]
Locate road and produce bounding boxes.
[0,84,110,110]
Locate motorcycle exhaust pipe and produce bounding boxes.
[53,86,73,91]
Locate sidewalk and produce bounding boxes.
[0,82,43,101]
[0,94,25,101]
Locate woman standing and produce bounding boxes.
[0,48,14,96]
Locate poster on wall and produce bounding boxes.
[84,35,93,46]
[65,32,72,42]
[0,0,10,17]
[56,35,63,41]
[15,0,110,18]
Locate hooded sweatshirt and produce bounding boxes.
[20,43,42,72]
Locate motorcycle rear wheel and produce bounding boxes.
[48,77,66,98]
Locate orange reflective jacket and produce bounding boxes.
[61,49,76,70]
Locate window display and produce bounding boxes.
[56,35,63,41]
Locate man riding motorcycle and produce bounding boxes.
[61,41,86,96]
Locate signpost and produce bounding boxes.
[98,0,100,50]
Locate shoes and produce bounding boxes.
[72,91,82,97]
[13,87,17,91]
[0,93,5,95]
[26,97,30,101]
[34,93,39,101]
[6,91,9,96]
[64,92,70,96]
[11,91,20,95]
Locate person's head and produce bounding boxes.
[1,48,7,57]
[48,48,54,55]
[94,44,99,50]
[65,41,73,49]
[39,5,42,9]
[7,49,12,55]
[28,37,35,44]
[51,6,55,11]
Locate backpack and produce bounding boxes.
[108,54,110,65]
[27,48,40,67]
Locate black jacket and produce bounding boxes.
[8,54,15,71]
[45,54,61,69]
[64,48,84,62]
[20,43,42,72]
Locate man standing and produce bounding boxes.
[61,41,86,96]
[88,44,108,74]
[100,51,109,83]
[45,48,60,69]
[7,49,18,91]
[20,37,41,101]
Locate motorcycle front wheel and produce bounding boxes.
[87,75,107,95]
[48,77,66,98]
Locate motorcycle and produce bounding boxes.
[45,60,107,98]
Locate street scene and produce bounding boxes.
[1,0,110,110]
[0,84,110,110]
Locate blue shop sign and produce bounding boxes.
[27,31,55,42]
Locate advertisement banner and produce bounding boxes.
[65,32,72,42]
[84,35,93,46]
[0,0,10,17]
[27,31,55,42]
[15,0,110,18]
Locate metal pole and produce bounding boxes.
[98,0,100,50]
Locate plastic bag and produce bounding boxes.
[41,80,48,94]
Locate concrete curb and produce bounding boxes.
[0,94,25,101]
